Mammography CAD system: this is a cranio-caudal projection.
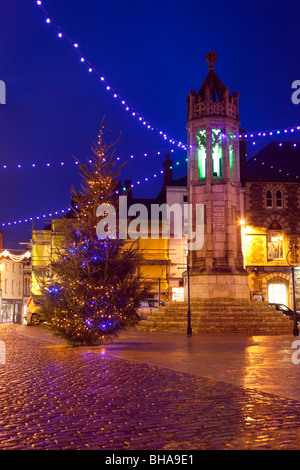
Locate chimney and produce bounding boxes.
[163,153,173,186]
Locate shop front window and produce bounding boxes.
[0,304,14,323]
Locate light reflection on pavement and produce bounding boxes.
[0,324,297,450]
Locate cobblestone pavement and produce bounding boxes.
[1,324,300,450]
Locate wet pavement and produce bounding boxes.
[1,323,300,450]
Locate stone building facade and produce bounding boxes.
[242,141,300,308]
[31,52,300,320]
[0,252,31,324]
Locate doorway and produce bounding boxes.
[268,283,287,305]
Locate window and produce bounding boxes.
[266,189,283,209]
[196,130,206,178]
[24,278,30,296]
[268,283,287,305]
[212,129,222,178]
[11,280,14,295]
[267,222,284,260]
[229,132,234,179]
[276,190,283,208]
[266,190,273,208]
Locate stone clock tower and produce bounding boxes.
[186,51,248,300]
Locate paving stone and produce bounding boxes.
[1,324,300,450]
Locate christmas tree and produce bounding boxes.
[37,122,149,345]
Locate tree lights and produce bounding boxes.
[36,120,149,345]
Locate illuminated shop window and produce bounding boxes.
[267,222,284,260]
[196,130,206,178]
[212,129,222,177]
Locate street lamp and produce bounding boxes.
[178,251,192,337]
[286,242,299,337]
[186,251,192,337]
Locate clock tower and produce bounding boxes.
[186,52,248,300]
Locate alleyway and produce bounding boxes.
[0,324,300,450]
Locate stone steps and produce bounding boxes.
[137,301,294,335]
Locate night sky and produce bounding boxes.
[0,0,300,249]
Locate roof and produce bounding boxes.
[195,51,229,102]
[197,69,227,102]
[245,142,300,181]
[166,176,187,187]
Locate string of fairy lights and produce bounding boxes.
[0,157,184,228]
[237,126,300,144]
[33,0,186,151]
[1,207,71,228]
[2,1,300,228]
[0,250,31,261]
[0,148,179,171]
[32,0,300,145]
[2,142,300,228]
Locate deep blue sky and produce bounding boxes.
[0,0,300,248]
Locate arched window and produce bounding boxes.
[196,130,206,179]
[267,222,284,260]
[266,190,273,208]
[276,190,283,208]
[212,129,222,178]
